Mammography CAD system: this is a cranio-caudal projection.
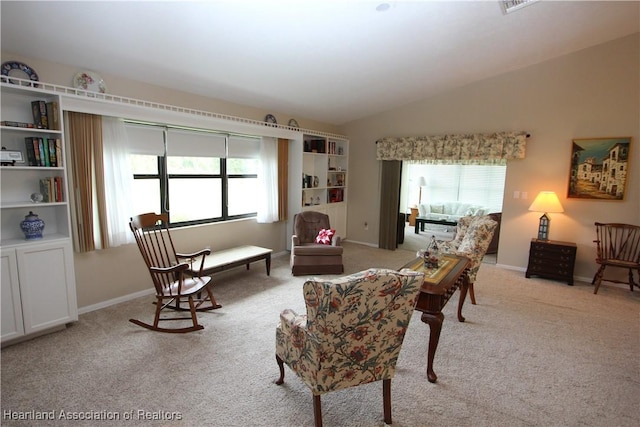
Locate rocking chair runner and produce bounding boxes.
[129,213,221,333]
[592,222,640,294]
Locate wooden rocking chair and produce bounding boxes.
[592,222,640,294]
[129,212,221,333]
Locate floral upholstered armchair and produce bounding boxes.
[275,268,425,427]
[436,215,498,305]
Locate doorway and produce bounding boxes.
[397,162,506,263]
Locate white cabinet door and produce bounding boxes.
[16,241,78,334]
[1,249,24,342]
[326,203,347,239]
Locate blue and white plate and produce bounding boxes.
[1,61,39,86]
[264,114,277,124]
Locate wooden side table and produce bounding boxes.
[525,239,577,285]
[409,207,418,226]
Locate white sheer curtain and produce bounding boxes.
[257,136,279,223]
[102,116,135,246]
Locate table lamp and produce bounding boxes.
[528,191,564,241]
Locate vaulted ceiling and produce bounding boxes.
[1,1,638,125]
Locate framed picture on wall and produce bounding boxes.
[568,137,631,200]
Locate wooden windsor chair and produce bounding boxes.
[592,222,640,294]
[129,212,221,333]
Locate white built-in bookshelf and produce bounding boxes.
[1,82,77,344]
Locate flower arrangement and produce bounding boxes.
[416,235,441,268]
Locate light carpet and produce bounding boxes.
[1,242,638,426]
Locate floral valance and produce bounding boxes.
[376,131,528,164]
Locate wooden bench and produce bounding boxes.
[189,245,272,276]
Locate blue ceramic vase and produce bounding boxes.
[20,211,45,240]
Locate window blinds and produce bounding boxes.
[167,128,226,157]
[124,122,165,156]
[124,122,259,158]
[228,135,260,159]
[409,163,506,213]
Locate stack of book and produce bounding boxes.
[0,100,59,130]
[30,100,60,130]
[39,177,64,203]
[24,137,63,167]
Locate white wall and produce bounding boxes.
[339,34,640,281]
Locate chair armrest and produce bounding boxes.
[593,239,604,259]
[149,262,189,274]
[176,248,212,259]
[332,234,341,246]
[279,309,308,335]
[437,240,459,254]
[292,235,301,246]
[176,248,211,276]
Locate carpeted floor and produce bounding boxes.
[1,242,638,426]
[399,223,455,252]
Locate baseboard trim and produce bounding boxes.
[346,239,378,248]
[494,264,628,289]
[495,263,525,272]
[78,288,156,315]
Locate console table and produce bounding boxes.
[401,254,470,382]
[525,239,576,285]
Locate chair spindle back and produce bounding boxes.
[130,213,180,296]
[595,222,640,263]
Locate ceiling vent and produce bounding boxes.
[499,0,539,15]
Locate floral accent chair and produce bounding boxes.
[436,215,498,305]
[275,268,425,427]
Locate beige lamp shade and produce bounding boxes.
[528,191,564,213]
[528,191,563,241]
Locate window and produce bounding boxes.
[126,123,259,227]
[403,163,507,213]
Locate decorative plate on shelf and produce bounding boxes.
[264,114,277,124]
[73,71,107,93]
[1,61,39,85]
[288,118,299,128]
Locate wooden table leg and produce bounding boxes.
[457,274,469,323]
[266,254,271,276]
[420,311,444,383]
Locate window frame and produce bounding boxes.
[131,155,258,228]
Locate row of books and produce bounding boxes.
[0,101,59,130]
[25,137,63,167]
[327,141,343,155]
[39,177,64,203]
[328,188,344,203]
[31,100,60,130]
